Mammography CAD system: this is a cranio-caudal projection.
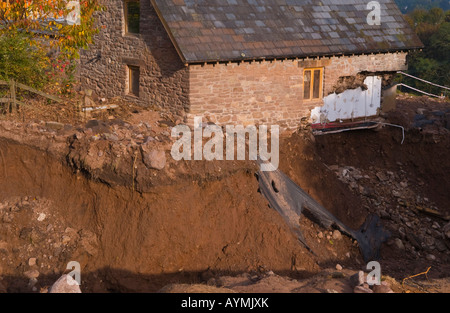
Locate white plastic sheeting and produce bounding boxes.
[311,76,382,124]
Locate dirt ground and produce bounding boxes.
[0,93,449,293]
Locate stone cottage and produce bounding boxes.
[79,0,422,130]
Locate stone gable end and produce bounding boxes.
[79,0,189,115]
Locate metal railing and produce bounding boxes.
[397,71,449,99]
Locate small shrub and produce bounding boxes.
[0,32,50,89]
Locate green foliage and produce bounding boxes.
[0,0,103,93]
[395,0,450,13]
[430,21,450,60]
[401,8,450,97]
[0,1,103,61]
[0,32,49,89]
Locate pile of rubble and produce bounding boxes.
[0,197,98,293]
[412,108,450,131]
[328,164,450,262]
[161,268,399,294]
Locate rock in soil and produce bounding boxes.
[49,275,82,294]
[349,271,366,288]
[354,286,374,293]
[373,283,394,294]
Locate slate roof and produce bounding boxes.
[150,0,423,64]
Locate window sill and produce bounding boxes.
[123,33,141,39]
[124,93,140,100]
[303,98,324,102]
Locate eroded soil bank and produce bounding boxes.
[0,95,449,293]
[0,137,326,292]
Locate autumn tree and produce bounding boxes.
[0,0,102,90]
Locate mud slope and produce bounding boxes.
[0,139,318,292]
[314,128,450,216]
[279,133,368,230]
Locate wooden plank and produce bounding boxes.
[1,98,28,109]
[414,206,450,221]
[10,79,16,113]
[82,104,119,112]
[15,82,63,103]
[16,100,27,107]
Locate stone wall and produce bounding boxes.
[79,0,189,114]
[188,52,408,130]
[79,1,409,131]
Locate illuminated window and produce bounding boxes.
[304,68,323,100]
[124,0,140,34]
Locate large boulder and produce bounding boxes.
[141,145,167,170]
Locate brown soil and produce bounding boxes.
[0,138,320,292]
[0,94,449,293]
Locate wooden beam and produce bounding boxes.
[15,82,62,103]
[16,100,27,107]
[10,79,16,113]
